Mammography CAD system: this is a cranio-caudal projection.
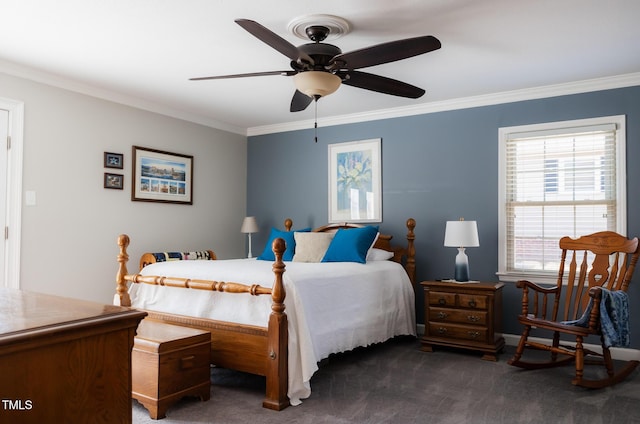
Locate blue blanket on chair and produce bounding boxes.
[561,288,630,348]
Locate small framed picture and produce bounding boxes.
[104,173,124,190]
[104,152,124,169]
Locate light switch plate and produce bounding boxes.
[25,190,36,206]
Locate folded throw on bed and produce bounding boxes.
[561,288,630,348]
[151,251,213,262]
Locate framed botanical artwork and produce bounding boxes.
[131,146,193,204]
[328,138,382,223]
[104,152,123,169]
[104,173,124,190]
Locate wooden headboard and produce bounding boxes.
[285,218,416,285]
[135,218,416,284]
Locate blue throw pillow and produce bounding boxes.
[322,226,379,264]
[257,227,311,261]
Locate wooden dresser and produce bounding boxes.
[420,281,505,361]
[0,288,146,423]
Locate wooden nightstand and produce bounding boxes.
[420,280,505,361]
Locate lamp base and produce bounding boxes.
[454,247,470,282]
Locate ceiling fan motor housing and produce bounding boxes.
[295,42,342,71]
[293,42,344,98]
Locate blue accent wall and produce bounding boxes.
[247,85,640,346]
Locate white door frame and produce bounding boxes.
[1,96,24,289]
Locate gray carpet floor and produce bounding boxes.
[132,337,640,424]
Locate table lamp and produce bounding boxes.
[444,218,479,282]
[240,216,259,258]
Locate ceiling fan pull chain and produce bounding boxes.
[314,95,319,143]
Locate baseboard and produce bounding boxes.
[415,324,640,361]
[502,333,640,361]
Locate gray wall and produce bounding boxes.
[247,85,640,347]
[1,72,248,303]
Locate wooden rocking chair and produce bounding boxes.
[508,231,640,388]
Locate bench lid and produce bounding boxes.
[134,320,210,353]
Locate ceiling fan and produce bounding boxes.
[190,18,441,112]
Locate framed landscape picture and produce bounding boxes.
[131,146,193,204]
[328,138,382,223]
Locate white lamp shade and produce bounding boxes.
[444,220,479,247]
[293,71,342,98]
[240,216,259,234]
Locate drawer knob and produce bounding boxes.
[438,298,446,305]
[437,312,448,319]
[437,327,448,335]
[467,315,480,322]
[468,300,477,308]
[467,331,480,339]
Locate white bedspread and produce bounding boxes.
[129,258,416,405]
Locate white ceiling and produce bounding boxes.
[1,0,639,135]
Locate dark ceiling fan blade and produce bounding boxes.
[235,19,314,65]
[290,90,313,112]
[331,35,441,70]
[190,70,296,81]
[342,71,426,98]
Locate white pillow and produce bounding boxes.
[293,232,335,262]
[367,247,394,261]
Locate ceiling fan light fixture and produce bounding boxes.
[293,71,341,98]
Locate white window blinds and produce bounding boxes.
[499,116,626,278]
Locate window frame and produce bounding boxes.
[497,115,626,284]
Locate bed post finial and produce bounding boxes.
[271,237,286,308]
[114,234,132,307]
[284,218,293,232]
[264,236,289,410]
[406,218,416,285]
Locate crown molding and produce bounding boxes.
[2,57,638,138]
[0,59,246,135]
[247,72,640,136]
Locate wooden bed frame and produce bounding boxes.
[115,218,416,410]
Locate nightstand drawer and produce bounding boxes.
[457,293,488,310]
[429,307,488,325]
[428,291,456,307]
[428,323,488,342]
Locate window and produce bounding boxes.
[498,116,626,283]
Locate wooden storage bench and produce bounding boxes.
[132,320,212,419]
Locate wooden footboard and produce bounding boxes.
[114,235,289,411]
